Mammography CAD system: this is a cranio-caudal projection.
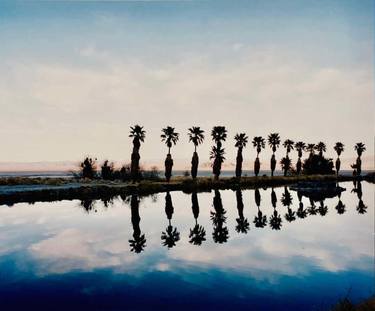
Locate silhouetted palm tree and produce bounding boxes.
[211,190,229,243]
[295,141,306,175]
[283,139,294,156]
[315,142,326,157]
[280,156,292,177]
[268,133,281,177]
[161,192,180,248]
[129,125,146,182]
[333,142,344,176]
[307,198,318,215]
[129,195,147,253]
[234,133,248,178]
[306,144,316,157]
[354,142,366,176]
[189,192,206,245]
[188,127,205,179]
[252,136,265,177]
[335,193,346,215]
[210,126,227,180]
[161,126,179,182]
[269,188,282,230]
[296,192,308,219]
[235,189,249,233]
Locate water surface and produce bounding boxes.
[0,181,373,310]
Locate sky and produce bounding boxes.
[0,0,373,171]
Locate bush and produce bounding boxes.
[101,160,114,180]
[302,154,334,175]
[80,157,97,179]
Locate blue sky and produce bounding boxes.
[0,0,373,170]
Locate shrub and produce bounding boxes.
[302,154,334,175]
[80,157,97,179]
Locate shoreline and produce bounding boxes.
[0,174,373,205]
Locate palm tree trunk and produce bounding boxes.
[235,148,243,178]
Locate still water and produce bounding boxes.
[0,181,373,310]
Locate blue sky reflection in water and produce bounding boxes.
[0,181,373,310]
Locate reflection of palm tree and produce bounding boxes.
[211,126,227,180]
[357,200,367,214]
[211,190,229,243]
[282,187,295,222]
[353,181,367,214]
[188,127,205,179]
[354,142,366,176]
[253,188,267,228]
[333,142,344,176]
[295,141,306,175]
[335,198,346,214]
[269,189,282,230]
[189,192,206,245]
[296,192,308,219]
[307,198,318,215]
[161,126,179,182]
[80,199,96,213]
[268,133,281,177]
[318,200,328,216]
[252,136,265,177]
[235,189,249,234]
[129,125,146,182]
[129,195,147,253]
[234,133,248,178]
[161,192,180,248]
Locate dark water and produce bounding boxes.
[0,181,373,310]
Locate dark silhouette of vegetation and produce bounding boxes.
[302,154,334,175]
[268,133,281,177]
[283,139,294,156]
[334,142,344,176]
[211,189,229,243]
[234,133,248,178]
[269,188,282,230]
[315,141,327,157]
[252,136,265,177]
[280,156,292,177]
[161,192,180,248]
[335,192,346,215]
[80,157,97,179]
[189,192,206,245]
[352,181,367,214]
[235,189,249,233]
[161,126,179,182]
[188,127,205,179]
[101,160,114,180]
[307,197,318,215]
[318,200,328,216]
[295,141,306,175]
[129,125,146,182]
[296,192,308,219]
[129,195,146,253]
[80,199,96,213]
[210,126,227,180]
[306,143,315,157]
[253,188,267,228]
[353,142,366,176]
[282,187,295,222]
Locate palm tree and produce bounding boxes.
[235,190,249,234]
[129,195,147,253]
[234,133,248,178]
[161,192,180,248]
[295,141,306,175]
[210,126,227,180]
[161,126,179,182]
[269,187,282,230]
[280,156,292,177]
[282,187,295,222]
[283,139,294,156]
[315,142,326,157]
[354,142,366,176]
[211,190,229,243]
[129,125,146,182]
[252,136,265,177]
[189,192,206,245]
[268,133,281,177]
[306,143,316,157]
[188,127,205,179]
[333,142,344,176]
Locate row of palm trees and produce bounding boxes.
[129,125,367,181]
